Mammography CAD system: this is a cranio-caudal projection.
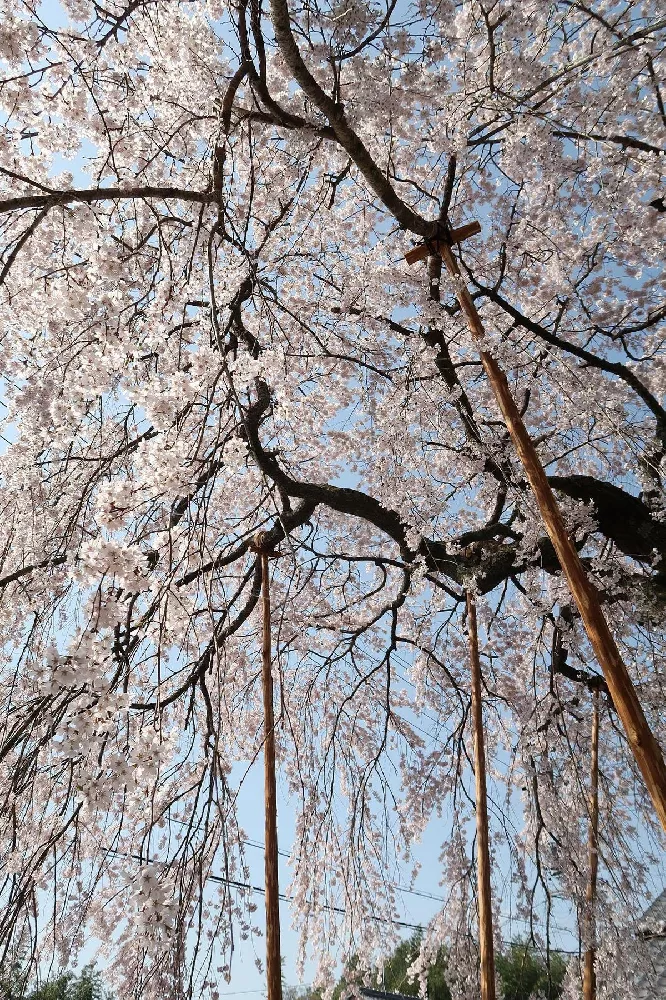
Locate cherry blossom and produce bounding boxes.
[0,0,664,997]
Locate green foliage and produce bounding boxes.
[496,941,567,1000]
[371,934,451,1000]
[0,965,107,1000]
[305,934,567,1000]
[0,960,25,1000]
[315,934,450,1000]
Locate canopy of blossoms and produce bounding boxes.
[0,0,664,998]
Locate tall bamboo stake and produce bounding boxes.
[259,546,283,1000]
[437,243,666,833]
[466,591,497,1000]
[583,689,600,1000]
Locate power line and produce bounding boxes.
[217,991,267,996]
[158,824,582,945]
[105,846,581,954]
[106,848,427,932]
[163,818,448,905]
[240,836,447,904]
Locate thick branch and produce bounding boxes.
[549,475,666,573]
[472,282,666,435]
[268,0,431,237]
[0,186,217,216]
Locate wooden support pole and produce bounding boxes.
[436,243,666,834]
[260,548,283,1000]
[466,592,497,1000]
[583,689,600,1000]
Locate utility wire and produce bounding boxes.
[106,847,426,932]
[104,846,580,953]
[239,836,447,903]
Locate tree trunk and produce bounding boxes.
[467,592,497,1000]
[261,550,283,1000]
[583,689,600,1000]
[441,244,666,834]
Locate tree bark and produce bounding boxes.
[440,244,666,834]
[261,550,283,1000]
[0,186,217,214]
[583,689,600,1000]
[467,592,497,1000]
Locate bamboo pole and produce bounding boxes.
[439,243,666,833]
[466,592,497,1000]
[583,689,600,1000]
[260,547,283,1000]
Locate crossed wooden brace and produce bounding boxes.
[250,530,283,557]
[404,220,481,266]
